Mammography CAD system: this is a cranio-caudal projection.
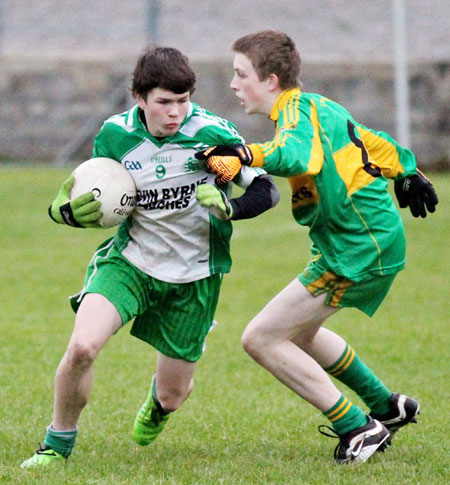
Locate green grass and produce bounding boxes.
[1,166,449,484]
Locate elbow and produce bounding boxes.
[270,181,281,208]
[261,174,280,208]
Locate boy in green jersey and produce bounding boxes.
[198,30,438,464]
[21,45,279,469]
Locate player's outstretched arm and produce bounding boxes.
[195,144,253,185]
[48,175,103,228]
[394,169,438,218]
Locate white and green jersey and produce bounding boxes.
[92,102,264,283]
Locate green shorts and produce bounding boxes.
[298,256,398,317]
[70,238,223,362]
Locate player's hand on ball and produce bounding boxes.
[394,169,438,218]
[196,184,233,221]
[195,144,252,185]
[49,175,103,228]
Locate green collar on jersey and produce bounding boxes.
[124,103,195,144]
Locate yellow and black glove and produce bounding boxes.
[195,144,253,185]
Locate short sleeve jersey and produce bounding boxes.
[92,102,264,283]
[251,89,418,281]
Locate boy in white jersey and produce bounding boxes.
[21,45,279,468]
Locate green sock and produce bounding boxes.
[325,344,392,415]
[43,425,78,458]
[323,394,368,435]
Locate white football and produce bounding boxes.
[71,157,136,228]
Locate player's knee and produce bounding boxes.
[293,330,316,352]
[66,341,100,368]
[241,326,265,359]
[157,381,193,412]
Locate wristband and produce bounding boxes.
[59,202,84,228]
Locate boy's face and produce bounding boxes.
[230,52,275,116]
[136,88,190,137]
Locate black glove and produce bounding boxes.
[394,169,438,218]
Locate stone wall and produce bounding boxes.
[1,55,449,168]
[3,0,450,63]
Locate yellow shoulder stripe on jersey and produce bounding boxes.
[358,127,405,178]
[334,143,375,195]
[269,95,323,175]
[284,94,300,129]
[308,99,324,175]
[262,90,302,157]
[257,90,324,176]
[334,124,405,195]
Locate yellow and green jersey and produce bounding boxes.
[249,88,417,281]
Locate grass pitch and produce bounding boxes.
[1,165,449,484]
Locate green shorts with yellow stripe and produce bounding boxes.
[298,255,398,317]
[70,238,222,362]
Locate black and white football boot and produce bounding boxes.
[318,417,390,465]
[370,393,420,447]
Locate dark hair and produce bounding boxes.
[131,45,196,98]
[232,30,301,89]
